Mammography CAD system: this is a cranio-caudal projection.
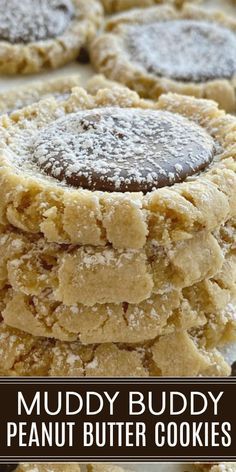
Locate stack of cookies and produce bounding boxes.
[0,78,235,377]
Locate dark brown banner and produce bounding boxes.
[0,377,235,463]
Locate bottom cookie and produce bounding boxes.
[2,463,235,472]
[0,322,230,377]
[196,464,236,472]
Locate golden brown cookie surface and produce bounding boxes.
[0,0,103,74]
[0,86,235,250]
[0,322,231,377]
[91,4,236,112]
[101,0,197,13]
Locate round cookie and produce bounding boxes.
[0,322,230,377]
[0,75,81,114]
[0,206,234,346]
[0,0,103,74]
[0,85,235,251]
[91,3,236,112]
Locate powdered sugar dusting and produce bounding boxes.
[0,0,74,44]
[124,19,236,82]
[26,107,216,192]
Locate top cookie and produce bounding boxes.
[0,85,235,249]
[0,0,103,74]
[91,3,236,112]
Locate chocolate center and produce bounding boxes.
[30,107,215,193]
[0,0,74,43]
[125,19,236,82]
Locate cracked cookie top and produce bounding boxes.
[29,107,215,192]
[0,0,74,43]
[0,86,235,248]
[124,19,236,82]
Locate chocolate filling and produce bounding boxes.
[125,19,236,82]
[30,107,215,193]
[0,0,74,44]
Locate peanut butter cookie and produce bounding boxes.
[0,322,230,376]
[0,84,235,365]
[91,3,236,112]
[0,75,81,114]
[17,466,81,472]
[16,464,132,472]
[0,222,235,344]
[0,0,103,74]
[101,0,198,13]
[196,464,236,472]
[0,86,235,250]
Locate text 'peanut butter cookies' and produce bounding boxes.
[91,3,236,111]
[0,0,103,74]
[0,86,235,250]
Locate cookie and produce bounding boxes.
[0,75,81,114]
[13,462,236,472]
[12,464,236,472]
[1,286,205,343]
[196,464,236,472]
[17,465,81,472]
[0,0,103,74]
[17,465,133,472]
[0,84,234,378]
[0,321,230,377]
[2,258,235,346]
[91,3,236,112]
[0,226,226,305]
[0,86,235,250]
[87,466,133,472]
[101,0,198,13]
[1,224,235,344]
